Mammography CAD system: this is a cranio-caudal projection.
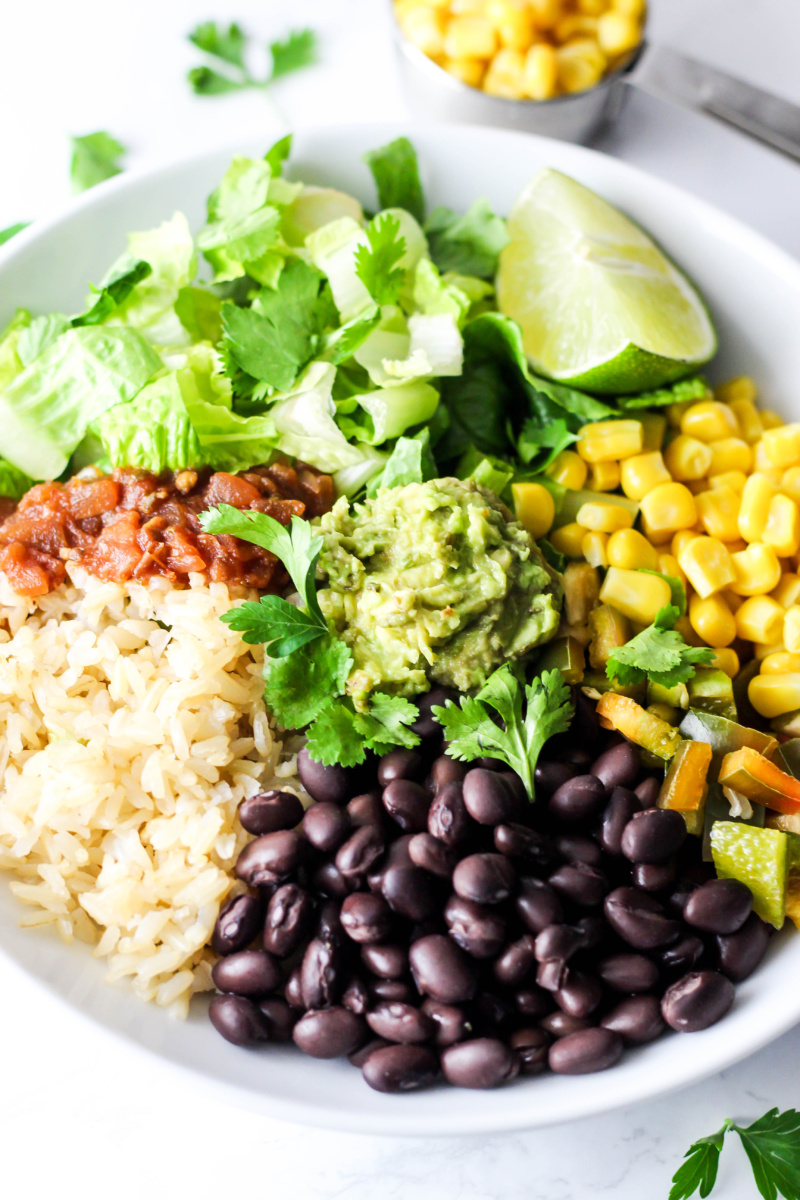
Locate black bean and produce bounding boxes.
[510,1027,550,1075]
[361,942,408,981]
[494,823,555,869]
[428,782,471,847]
[421,998,469,1047]
[444,894,506,958]
[632,861,677,892]
[336,825,386,879]
[549,774,606,825]
[257,997,296,1042]
[348,1037,391,1068]
[300,936,343,1009]
[340,892,393,944]
[716,913,771,982]
[548,862,609,907]
[470,991,514,1036]
[555,971,603,1019]
[555,834,603,866]
[367,1002,435,1044]
[572,690,601,749]
[429,756,468,791]
[409,934,478,1004]
[540,1011,592,1039]
[378,749,426,786]
[515,987,552,1019]
[284,966,305,1010]
[347,792,385,829]
[342,977,370,1015]
[238,790,305,836]
[463,769,518,826]
[549,1027,623,1074]
[601,995,665,1044]
[660,935,705,976]
[408,832,456,878]
[263,883,314,957]
[453,853,516,905]
[604,887,681,950]
[382,865,439,921]
[537,958,569,991]
[475,756,506,771]
[667,879,698,917]
[382,779,431,833]
[597,953,659,994]
[298,747,363,805]
[412,686,457,738]
[367,834,414,892]
[493,934,538,988]
[209,993,269,1046]
[211,893,264,956]
[683,879,753,935]
[574,915,610,955]
[535,923,584,965]
[535,761,577,796]
[441,1039,520,1089]
[591,742,641,791]
[599,787,641,857]
[311,861,354,899]
[316,899,343,943]
[621,809,687,865]
[212,949,281,997]
[370,979,416,1004]
[235,830,303,887]
[293,1007,367,1058]
[362,1044,439,1093]
[302,802,350,852]
[516,878,564,933]
[501,772,528,808]
[661,970,735,1032]
[635,777,661,809]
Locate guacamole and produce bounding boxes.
[316,478,562,705]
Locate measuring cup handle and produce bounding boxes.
[628,42,800,164]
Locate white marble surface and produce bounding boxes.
[2,1,800,1196]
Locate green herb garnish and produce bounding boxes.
[0,222,30,247]
[606,605,714,690]
[363,137,426,225]
[354,213,407,307]
[70,132,126,193]
[187,22,317,96]
[671,1108,800,1200]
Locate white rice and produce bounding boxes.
[0,564,302,1017]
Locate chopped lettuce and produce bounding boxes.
[424,200,509,280]
[0,457,33,499]
[363,137,426,226]
[196,157,284,286]
[267,361,364,472]
[0,309,32,390]
[104,214,195,346]
[337,378,439,445]
[93,371,205,473]
[368,430,437,495]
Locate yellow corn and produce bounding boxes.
[724,589,743,613]
[761,424,800,469]
[546,450,588,490]
[781,467,800,503]
[399,5,446,53]
[753,440,785,484]
[738,473,777,543]
[754,639,784,660]
[582,530,609,569]
[485,0,534,49]
[675,613,706,648]
[483,47,526,96]
[523,43,558,99]
[763,493,800,558]
[716,376,757,407]
[707,438,752,476]
[620,451,671,501]
[640,482,697,536]
[443,15,498,58]
[577,0,610,14]
[695,486,741,542]
[613,0,645,16]
[528,0,561,30]
[667,400,695,429]
[658,552,687,587]
[599,567,673,624]
[555,39,607,93]
[578,420,643,463]
[554,15,598,41]
[444,55,487,85]
[735,595,786,644]
[576,500,634,533]
[730,542,782,596]
[761,651,800,675]
[450,0,489,12]
[727,397,763,445]
[678,536,736,598]
[785,606,800,653]
[681,400,741,443]
[596,10,640,54]
[687,479,710,496]
[688,593,736,648]
[550,521,586,557]
[671,529,700,558]
[639,412,667,453]
[664,435,712,481]
[606,528,659,571]
[512,482,556,540]
[762,411,784,430]
[749,673,800,718]
[586,460,620,492]
[709,470,747,493]
[773,573,800,609]
[710,647,740,677]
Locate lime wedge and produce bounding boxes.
[496,170,717,394]
[710,821,789,928]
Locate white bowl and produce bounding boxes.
[1,123,799,1137]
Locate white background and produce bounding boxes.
[3,1,800,1197]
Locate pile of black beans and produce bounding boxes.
[207,689,771,1093]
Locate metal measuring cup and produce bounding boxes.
[389,4,800,162]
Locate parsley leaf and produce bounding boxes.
[433,666,573,799]
[305,694,421,766]
[424,200,509,280]
[671,1109,800,1200]
[607,605,714,689]
[0,222,30,247]
[669,1121,729,1200]
[265,637,353,730]
[187,22,317,95]
[70,132,126,193]
[270,29,318,79]
[363,137,426,225]
[354,214,407,307]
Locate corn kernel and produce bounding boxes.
[781,467,800,503]
[553,15,598,42]
[688,593,736,648]
[546,450,588,491]
[606,528,659,571]
[671,529,700,558]
[444,56,487,86]
[785,606,800,654]
[528,0,561,31]
[639,482,697,536]
[664,435,712,481]
[485,0,534,50]
[773,574,800,609]
[658,553,687,587]
[753,440,785,483]
[723,589,743,613]
[763,493,800,557]
[523,43,558,99]
[687,479,710,496]
[550,521,586,557]
[761,424,800,470]
[613,0,645,16]
[587,461,621,492]
[715,376,757,407]
[681,400,740,443]
[577,420,643,463]
[599,567,672,624]
[451,0,487,12]
[730,542,782,596]
[444,16,498,59]
[399,5,446,54]
[667,400,695,429]
[577,0,610,14]
[738,473,777,543]
[754,639,785,660]
[735,595,786,644]
[678,536,736,599]
[707,438,752,476]
[728,397,763,444]
[638,412,667,453]
[576,500,634,533]
[640,516,674,546]
[761,651,800,675]
[555,39,606,93]
[512,481,555,540]
[620,451,671,501]
[695,485,741,542]
[596,10,640,55]
[710,647,740,677]
[709,470,747,493]
[582,530,608,569]
[762,411,784,430]
[749,673,800,718]
[483,47,526,96]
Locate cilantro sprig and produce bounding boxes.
[671,1109,800,1200]
[188,22,317,96]
[433,665,573,800]
[0,222,30,247]
[606,605,714,690]
[354,214,407,307]
[70,132,126,193]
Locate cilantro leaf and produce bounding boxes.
[305,693,421,766]
[424,200,509,280]
[734,1108,800,1200]
[359,693,421,755]
[189,21,247,69]
[269,28,318,80]
[323,310,381,366]
[188,66,245,96]
[70,132,126,193]
[354,214,407,307]
[618,375,710,411]
[221,595,327,656]
[265,637,353,730]
[517,416,578,471]
[72,260,152,328]
[669,1122,729,1200]
[187,23,317,96]
[305,699,366,767]
[433,666,573,799]
[0,222,29,247]
[363,137,425,225]
[265,134,293,176]
[639,568,687,616]
[607,605,714,689]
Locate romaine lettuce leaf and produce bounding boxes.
[18,314,72,366]
[93,371,205,473]
[333,443,389,498]
[0,309,32,391]
[104,213,196,346]
[424,200,509,280]
[336,378,439,446]
[175,286,222,343]
[197,156,284,286]
[0,457,33,499]
[268,361,363,471]
[363,137,426,225]
[368,430,437,494]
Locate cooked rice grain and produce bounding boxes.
[0,566,301,1017]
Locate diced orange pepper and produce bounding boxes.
[718,746,800,815]
[595,693,682,759]
[658,740,712,812]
